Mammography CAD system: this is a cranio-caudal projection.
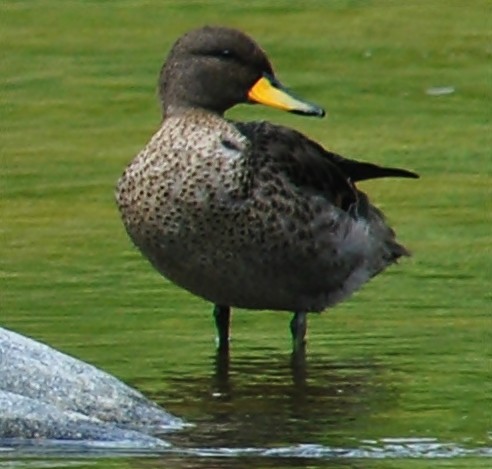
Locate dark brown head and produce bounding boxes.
[158,26,325,118]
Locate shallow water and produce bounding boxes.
[1,338,490,468]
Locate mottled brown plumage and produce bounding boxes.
[116,26,418,352]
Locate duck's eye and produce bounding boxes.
[216,49,236,60]
[200,49,240,62]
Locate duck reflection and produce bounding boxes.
[213,348,309,405]
[160,349,396,450]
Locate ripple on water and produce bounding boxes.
[173,438,492,459]
[1,437,491,462]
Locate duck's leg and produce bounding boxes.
[213,304,231,352]
[290,312,307,353]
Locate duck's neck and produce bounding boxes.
[161,103,226,121]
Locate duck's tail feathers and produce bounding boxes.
[388,239,412,261]
[324,151,419,182]
[340,159,419,182]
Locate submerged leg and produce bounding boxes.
[213,304,231,352]
[290,312,307,352]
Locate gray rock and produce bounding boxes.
[0,327,186,443]
[0,390,168,448]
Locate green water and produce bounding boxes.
[1,0,491,467]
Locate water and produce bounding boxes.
[1,335,489,468]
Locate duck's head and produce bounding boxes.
[158,26,325,118]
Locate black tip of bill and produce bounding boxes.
[290,105,326,118]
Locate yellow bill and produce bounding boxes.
[247,74,325,117]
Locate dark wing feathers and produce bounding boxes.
[235,121,418,213]
[235,121,357,210]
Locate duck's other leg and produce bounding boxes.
[290,312,307,353]
[213,304,231,352]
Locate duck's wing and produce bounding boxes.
[235,121,418,213]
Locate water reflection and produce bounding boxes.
[158,348,394,449]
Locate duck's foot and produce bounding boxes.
[213,304,231,353]
[290,311,307,353]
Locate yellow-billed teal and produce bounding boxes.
[116,26,418,352]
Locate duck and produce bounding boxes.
[115,26,418,353]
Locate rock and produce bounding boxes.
[0,327,186,444]
[0,390,168,448]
